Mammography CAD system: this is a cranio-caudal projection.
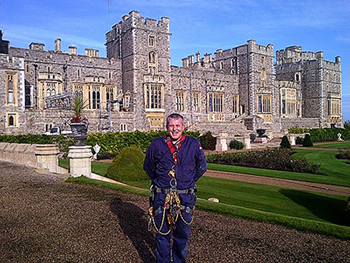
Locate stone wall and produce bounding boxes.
[0,142,65,173]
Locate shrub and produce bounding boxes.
[229,140,244,150]
[336,148,350,160]
[303,134,313,147]
[199,131,216,150]
[280,136,291,148]
[296,137,304,145]
[346,195,350,225]
[206,148,321,174]
[106,145,148,182]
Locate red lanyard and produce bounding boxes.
[164,135,186,165]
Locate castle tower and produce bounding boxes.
[106,11,171,130]
[276,46,342,127]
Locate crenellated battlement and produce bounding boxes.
[114,10,170,33]
[276,46,341,66]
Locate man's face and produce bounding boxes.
[167,118,185,142]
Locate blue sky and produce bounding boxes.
[1,0,349,122]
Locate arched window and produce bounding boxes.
[9,115,14,126]
[149,52,156,64]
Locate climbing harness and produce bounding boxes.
[148,135,197,235]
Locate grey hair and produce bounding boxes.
[166,113,185,128]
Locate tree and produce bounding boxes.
[303,134,313,147]
[280,135,291,148]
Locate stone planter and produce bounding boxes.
[70,122,88,146]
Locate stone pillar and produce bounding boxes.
[215,131,228,152]
[35,144,60,172]
[288,134,296,146]
[68,145,92,178]
[243,135,251,150]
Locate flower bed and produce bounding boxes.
[206,148,321,174]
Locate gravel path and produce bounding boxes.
[1,161,349,262]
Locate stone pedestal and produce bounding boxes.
[68,145,92,178]
[243,135,251,149]
[215,131,228,152]
[35,144,60,172]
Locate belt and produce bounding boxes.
[153,205,194,216]
[154,187,196,195]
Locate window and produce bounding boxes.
[7,113,16,126]
[25,86,31,108]
[148,52,157,75]
[295,73,300,82]
[219,61,223,70]
[257,94,271,113]
[106,87,114,109]
[90,87,100,109]
[149,36,155,47]
[208,93,223,112]
[120,124,127,132]
[193,92,200,112]
[7,75,14,104]
[280,89,296,116]
[233,95,239,114]
[145,84,163,109]
[77,69,81,78]
[123,94,130,108]
[261,68,266,87]
[328,99,341,115]
[176,91,185,111]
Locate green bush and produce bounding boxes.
[106,145,148,182]
[288,127,310,134]
[206,148,321,174]
[296,137,304,145]
[280,136,291,148]
[346,195,350,225]
[229,140,244,150]
[303,134,313,147]
[199,131,216,150]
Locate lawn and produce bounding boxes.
[206,148,350,187]
[313,141,350,149]
[60,146,350,240]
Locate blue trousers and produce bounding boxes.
[154,193,194,263]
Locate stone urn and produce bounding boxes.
[256,129,266,137]
[70,122,89,146]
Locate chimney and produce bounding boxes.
[55,38,61,52]
[69,46,77,55]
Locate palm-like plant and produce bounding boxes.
[71,95,89,123]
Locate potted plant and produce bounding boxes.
[70,95,89,146]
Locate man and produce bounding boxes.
[144,113,207,263]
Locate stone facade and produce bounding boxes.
[0,11,343,137]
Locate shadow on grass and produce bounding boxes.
[110,198,156,262]
[280,189,349,226]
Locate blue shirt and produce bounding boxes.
[143,136,207,190]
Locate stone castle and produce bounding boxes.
[0,10,343,139]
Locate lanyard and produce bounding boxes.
[164,135,186,165]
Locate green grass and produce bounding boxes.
[206,149,350,187]
[67,175,350,240]
[60,147,350,240]
[293,149,350,187]
[129,176,348,225]
[313,141,350,149]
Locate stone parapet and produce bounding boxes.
[0,143,63,173]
